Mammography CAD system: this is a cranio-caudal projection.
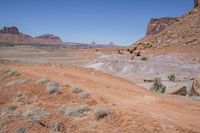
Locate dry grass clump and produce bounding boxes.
[0,68,20,80]
[49,121,65,133]
[16,127,27,133]
[22,107,49,117]
[80,91,91,99]
[64,105,90,117]
[47,82,60,94]
[72,87,82,93]
[94,106,110,120]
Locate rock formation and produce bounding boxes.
[146,17,179,35]
[189,74,200,96]
[35,34,61,40]
[194,0,199,8]
[0,26,62,44]
[132,0,200,49]
[0,26,19,34]
[35,34,62,43]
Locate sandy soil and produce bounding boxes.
[0,63,200,133]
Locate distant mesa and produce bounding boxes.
[90,41,96,45]
[35,34,62,43]
[0,26,19,34]
[0,26,62,44]
[35,34,61,40]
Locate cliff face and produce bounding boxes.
[194,0,199,8]
[147,18,179,35]
[131,0,200,49]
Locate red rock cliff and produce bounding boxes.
[146,17,179,35]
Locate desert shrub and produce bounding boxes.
[168,74,176,82]
[2,68,11,73]
[72,87,82,93]
[16,127,27,133]
[65,105,89,117]
[49,121,65,133]
[6,70,20,77]
[141,57,148,61]
[94,107,110,120]
[28,115,43,126]
[6,105,18,112]
[36,77,49,84]
[150,77,166,93]
[22,107,49,117]
[15,91,23,98]
[0,69,20,80]
[80,91,91,99]
[47,82,60,94]
[58,106,65,114]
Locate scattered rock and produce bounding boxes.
[189,74,200,96]
[134,51,141,56]
[168,86,187,96]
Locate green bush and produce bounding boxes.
[168,74,176,82]
[150,77,166,93]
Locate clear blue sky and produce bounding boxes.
[0,0,193,45]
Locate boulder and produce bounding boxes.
[167,86,187,96]
[189,74,200,96]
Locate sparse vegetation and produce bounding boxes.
[0,68,20,80]
[65,105,89,117]
[6,105,18,112]
[47,82,60,94]
[80,91,91,99]
[94,107,110,120]
[49,121,65,133]
[141,56,148,61]
[168,74,176,82]
[22,107,49,117]
[150,77,166,93]
[72,87,82,93]
[28,115,43,126]
[16,127,27,133]
[15,91,23,98]
[36,77,49,84]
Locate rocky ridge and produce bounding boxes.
[0,26,62,44]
